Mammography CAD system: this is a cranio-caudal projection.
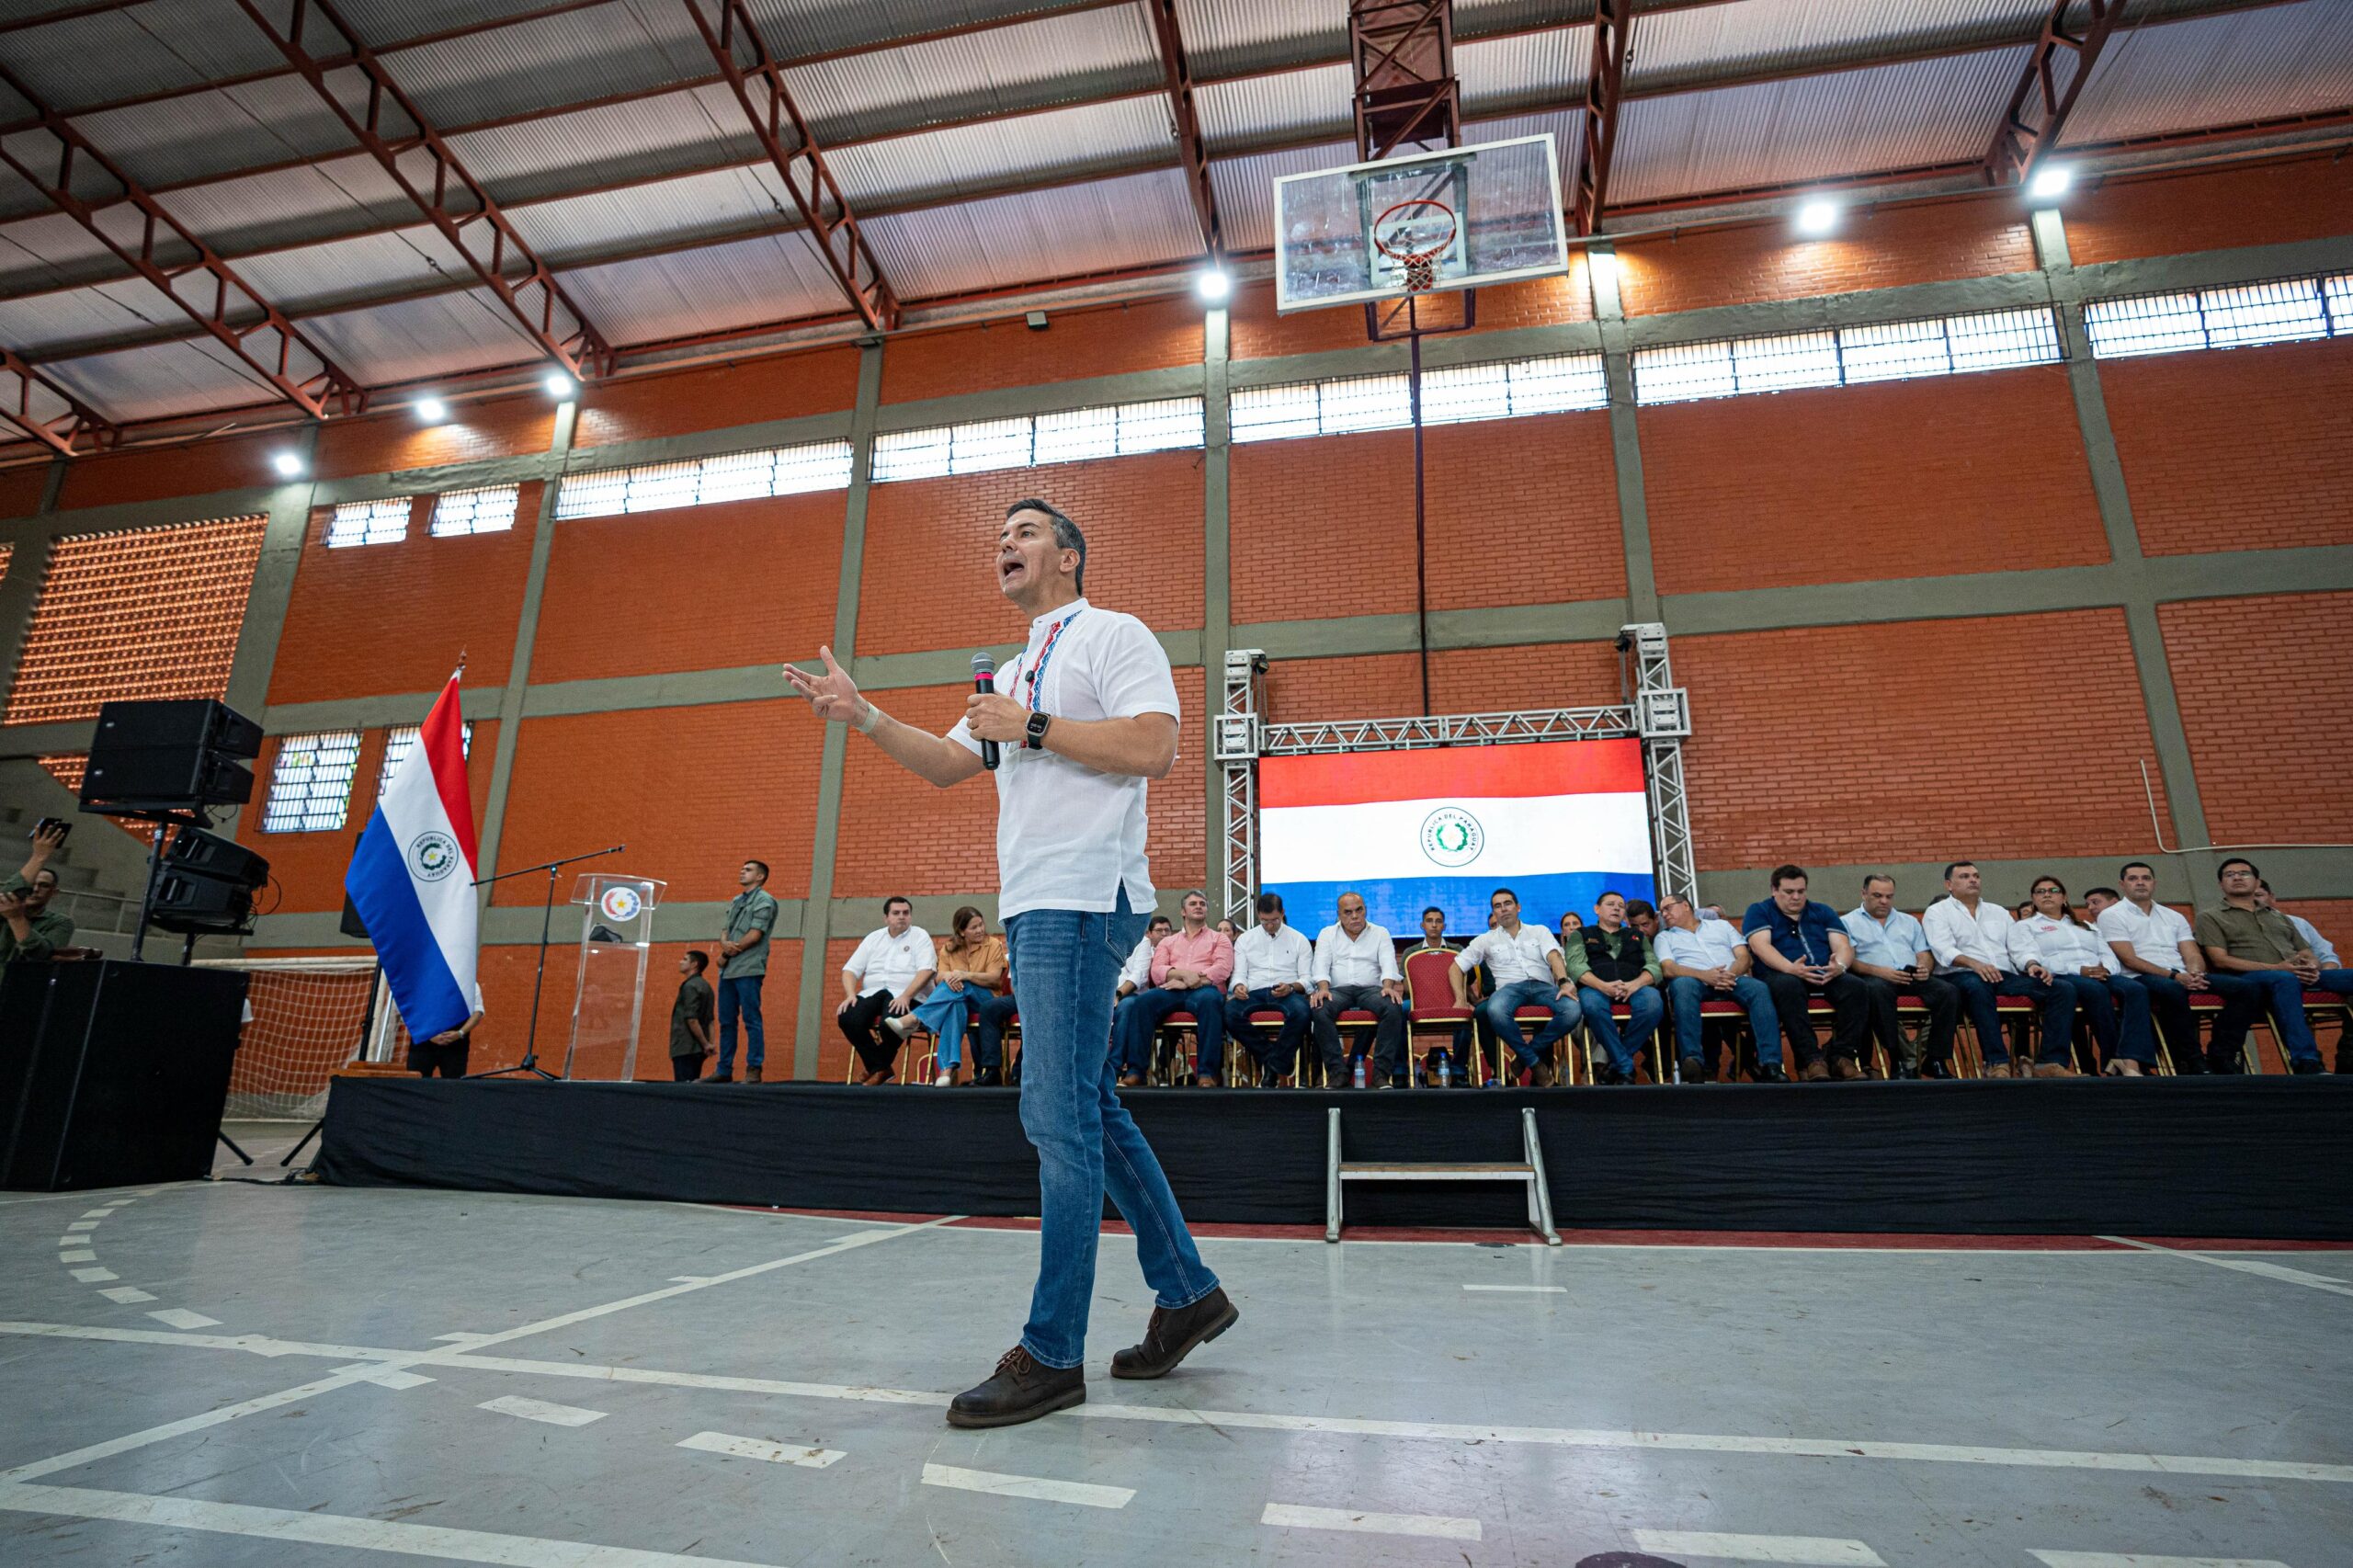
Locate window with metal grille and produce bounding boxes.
[376,722,473,796]
[1633,307,2060,403]
[871,397,1206,482]
[2,515,268,727]
[1233,353,1608,443]
[2084,273,2352,358]
[555,440,853,519]
[261,731,363,834]
[325,496,410,548]
[429,486,520,537]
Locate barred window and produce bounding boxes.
[429,486,519,537]
[325,496,410,548]
[2085,273,2351,358]
[1232,374,1410,441]
[871,397,1205,482]
[555,440,853,519]
[261,731,363,834]
[377,722,473,796]
[1423,352,1608,424]
[1633,307,2059,403]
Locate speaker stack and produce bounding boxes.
[78,699,270,948]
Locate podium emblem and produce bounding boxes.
[598,884,643,923]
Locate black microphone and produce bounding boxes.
[972,651,1000,771]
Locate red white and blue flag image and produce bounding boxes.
[1258,737,1657,936]
[343,670,479,1040]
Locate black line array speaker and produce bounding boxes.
[0,960,247,1191]
[82,699,262,816]
[151,827,270,937]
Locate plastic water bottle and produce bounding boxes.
[1438,1055,1452,1088]
[1352,1056,1367,1089]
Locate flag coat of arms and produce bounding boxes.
[344,672,478,1040]
[1258,738,1657,933]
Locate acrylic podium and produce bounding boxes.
[563,873,665,1080]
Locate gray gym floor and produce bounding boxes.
[0,1123,2346,1567]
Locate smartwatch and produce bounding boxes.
[1024,710,1052,750]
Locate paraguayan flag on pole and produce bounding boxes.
[343,669,479,1041]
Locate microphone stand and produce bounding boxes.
[467,844,624,1080]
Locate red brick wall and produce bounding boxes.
[2102,336,2353,558]
[1643,368,2109,596]
[1618,199,2036,317]
[814,937,865,1084]
[1428,412,1624,610]
[267,484,542,703]
[856,451,1203,655]
[881,299,1202,403]
[1229,283,1373,360]
[1264,642,1624,723]
[530,491,844,683]
[573,349,861,449]
[2159,591,2353,845]
[1676,610,2174,870]
[0,464,45,520]
[58,429,288,510]
[1231,431,1415,625]
[496,699,822,903]
[2066,153,2353,266]
[313,394,555,480]
[254,721,498,912]
[1467,265,1596,333]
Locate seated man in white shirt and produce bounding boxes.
[1109,913,1174,1074]
[1921,861,2070,1078]
[1450,887,1576,1087]
[1309,892,1406,1088]
[1223,892,1318,1085]
[2096,860,2241,1075]
[1654,893,1784,1083]
[838,896,938,1085]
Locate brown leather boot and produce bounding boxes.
[946,1345,1085,1428]
[1110,1288,1239,1380]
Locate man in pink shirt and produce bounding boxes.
[1115,889,1233,1085]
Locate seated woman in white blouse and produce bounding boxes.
[2017,876,2158,1077]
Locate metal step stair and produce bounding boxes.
[1324,1105,1561,1245]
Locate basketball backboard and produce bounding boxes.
[1273,134,1569,314]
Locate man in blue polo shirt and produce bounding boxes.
[1741,863,1871,1081]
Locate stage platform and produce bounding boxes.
[313,1076,2352,1240]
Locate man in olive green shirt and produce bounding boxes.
[711,859,779,1084]
[1563,891,1663,1085]
[669,949,716,1083]
[2194,856,2348,1074]
[0,823,74,980]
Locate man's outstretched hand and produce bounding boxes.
[782,646,865,727]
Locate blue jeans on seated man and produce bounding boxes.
[1118,983,1225,1081]
[1223,987,1313,1080]
[1005,887,1221,1370]
[714,974,763,1077]
[1578,985,1665,1079]
[1949,968,2072,1066]
[1479,979,1575,1070]
[1665,974,1781,1072]
[970,991,1019,1075]
[2222,967,2352,1067]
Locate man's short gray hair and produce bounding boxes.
[1007,498,1084,592]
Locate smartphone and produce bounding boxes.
[31,817,71,845]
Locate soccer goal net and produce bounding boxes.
[195,956,394,1120]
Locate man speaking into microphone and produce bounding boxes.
[783,498,1235,1428]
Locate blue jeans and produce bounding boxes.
[1949,968,2071,1066]
[2227,968,2351,1065]
[1223,987,1313,1078]
[1006,889,1219,1369]
[2067,971,2158,1065]
[1579,985,1665,1077]
[715,975,764,1074]
[1479,979,1575,1067]
[1118,983,1226,1080]
[912,983,974,1069]
[971,991,1019,1073]
[1665,974,1781,1068]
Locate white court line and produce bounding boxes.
[144,1309,218,1330]
[2102,1236,2353,1300]
[2030,1554,2292,1567]
[1461,1283,1565,1293]
[335,1365,434,1390]
[77,1210,114,1221]
[1262,1502,1481,1540]
[68,1267,115,1282]
[1635,1528,1885,1564]
[2032,1544,2287,1553]
[96,1287,154,1304]
[58,1251,96,1264]
[677,1431,842,1468]
[52,1236,83,1247]
[479,1394,608,1428]
[0,1480,786,1568]
[920,1462,1131,1510]
[64,1221,97,1232]
[8,1315,2352,1487]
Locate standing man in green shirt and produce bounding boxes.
[669,949,717,1082]
[1564,890,1664,1085]
[0,823,74,979]
[711,859,779,1084]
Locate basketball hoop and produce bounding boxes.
[1372,199,1457,294]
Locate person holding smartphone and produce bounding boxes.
[0,821,74,978]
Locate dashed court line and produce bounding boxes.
[1634,1528,1886,1564]
[144,1309,219,1331]
[920,1462,1131,1509]
[1461,1282,1565,1293]
[678,1430,843,1468]
[2029,1554,2293,1567]
[479,1395,608,1428]
[1261,1502,1481,1540]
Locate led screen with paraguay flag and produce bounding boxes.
[1258,739,1656,937]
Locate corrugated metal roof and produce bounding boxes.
[1611,45,2027,204]
[0,212,120,298]
[1174,0,1340,81]
[508,163,804,265]
[0,0,284,114]
[556,228,855,345]
[384,0,712,133]
[747,0,1092,62]
[65,74,357,193]
[40,336,290,424]
[1458,28,1588,117]
[1198,62,1351,148]
[0,165,52,225]
[227,229,475,317]
[866,165,1204,298]
[2061,0,2353,146]
[448,82,756,207]
[831,94,1177,209]
[782,6,1162,144]
[1209,139,1356,255]
[154,160,418,260]
[1628,0,2046,92]
[0,276,193,358]
[298,288,549,386]
[340,0,604,48]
